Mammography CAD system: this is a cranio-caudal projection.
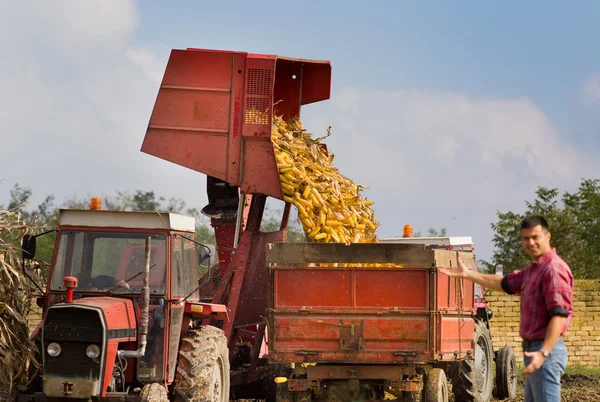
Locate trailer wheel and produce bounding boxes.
[495,346,517,400]
[424,368,448,402]
[173,326,230,402]
[140,383,168,401]
[452,321,494,402]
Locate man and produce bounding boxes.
[440,215,573,402]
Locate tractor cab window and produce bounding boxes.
[50,231,167,294]
[171,235,200,301]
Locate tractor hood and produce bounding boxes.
[46,297,138,340]
[66,296,138,335]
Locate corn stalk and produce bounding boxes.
[0,208,45,398]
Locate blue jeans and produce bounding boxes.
[523,338,568,402]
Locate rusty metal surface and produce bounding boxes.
[267,242,435,265]
[306,365,414,380]
[141,48,331,199]
[438,314,475,360]
[44,375,101,399]
[269,250,477,364]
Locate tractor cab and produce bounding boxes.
[22,206,227,401]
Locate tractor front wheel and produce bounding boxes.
[173,325,230,402]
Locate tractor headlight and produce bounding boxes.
[86,344,100,359]
[47,342,61,357]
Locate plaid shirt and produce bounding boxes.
[501,248,573,341]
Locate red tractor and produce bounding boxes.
[20,207,230,401]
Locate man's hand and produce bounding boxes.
[522,351,546,375]
[439,256,470,279]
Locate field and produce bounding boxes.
[493,367,600,402]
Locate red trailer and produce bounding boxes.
[267,242,517,401]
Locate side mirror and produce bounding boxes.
[198,244,215,268]
[495,263,504,276]
[22,235,37,260]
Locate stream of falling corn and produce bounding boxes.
[271,116,402,268]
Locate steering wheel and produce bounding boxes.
[110,279,132,292]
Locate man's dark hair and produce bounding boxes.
[520,215,550,232]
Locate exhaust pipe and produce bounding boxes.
[118,236,151,359]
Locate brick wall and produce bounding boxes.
[486,280,600,366]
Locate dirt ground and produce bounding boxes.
[494,374,600,402]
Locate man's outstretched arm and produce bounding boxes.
[439,257,504,291]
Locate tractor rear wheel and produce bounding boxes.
[495,346,517,400]
[424,368,448,402]
[452,320,494,402]
[139,383,168,401]
[173,325,230,402]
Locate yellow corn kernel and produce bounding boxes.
[302,185,311,199]
[319,211,326,226]
[309,226,321,238]
[297,204,309,218]
[300,215,313,229]
[314,232,327,240]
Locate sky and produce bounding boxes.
[1,1,600,262]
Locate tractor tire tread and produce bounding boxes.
[173,326,230,402]
[495,346,517,400]
[452,320,493,402]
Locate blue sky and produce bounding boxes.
[1,1,600,262]
[135,1,600,142]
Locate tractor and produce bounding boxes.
[19,206,230,401]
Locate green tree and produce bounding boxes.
[414,227,447,237]
[260,208,305,242]
[427,227,447,237]
[5,184,57,263]
[487,180,599,279]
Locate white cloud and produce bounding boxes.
[303,88,599,260]
[1,2,596,263]
[0,1,207,213]
[582,73,600,104]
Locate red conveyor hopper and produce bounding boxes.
[141,48,332,200]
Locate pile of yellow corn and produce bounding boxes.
[272,116,379,244]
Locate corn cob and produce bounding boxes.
[272,115,380,245]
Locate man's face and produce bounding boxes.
[521,225,551,259]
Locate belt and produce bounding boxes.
[521,339,544,350]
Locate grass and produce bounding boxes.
[515,365,600,377]
[564,366,600,377]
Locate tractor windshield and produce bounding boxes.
[50,231,167,294]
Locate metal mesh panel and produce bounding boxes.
[246,68,272,96]
[245,68,271,124]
